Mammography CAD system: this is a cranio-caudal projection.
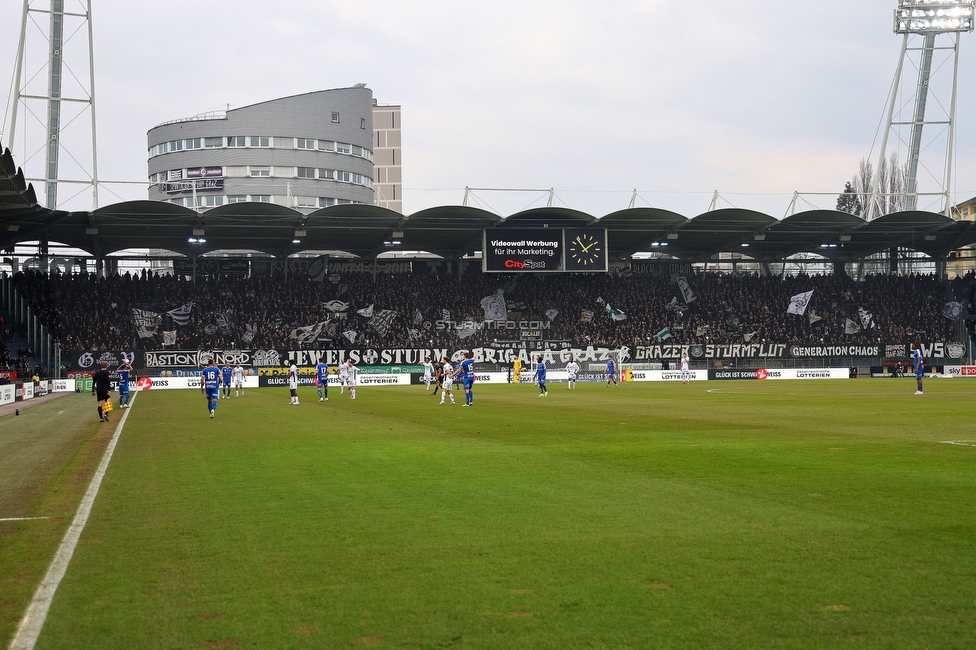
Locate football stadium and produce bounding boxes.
[3,2,976,649]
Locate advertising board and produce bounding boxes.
[0,384,14,406]
[483,228,563,272]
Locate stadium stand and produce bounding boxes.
[10,268,962,353]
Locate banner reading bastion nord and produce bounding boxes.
[63,339,968,372]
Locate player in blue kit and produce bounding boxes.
[534,356,548,397]
[221,361,233,398]
[606,357,618,387]
[912,341,924,395]
[457,351,476,407]
[201,359,221,418]
[116,359,132,408]
[316,357,330,402]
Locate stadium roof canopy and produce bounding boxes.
[3,144,976,263]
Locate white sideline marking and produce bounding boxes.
[941,440,976,447]
[0,518,51,522]
[8,392,137,650]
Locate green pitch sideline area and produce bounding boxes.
[6,380,976,649]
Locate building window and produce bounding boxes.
[331,112,340,123]
[297,196,316,208]
[361,117,366,130]
[185,138,202,150]
[169,140,183,152]
[336,198,352,205]
[336,142,351,155]
[251,195,271,203]
[250,136,270,147]
[204,195,224,207]
[227,136,246,147]
[318,140,334,152]
[337,171,351,183]
[205,137,222,148]
[296,138,316,150]
[297,167,316,178]
[227,195,247,203]
[318,169,334,180]
[319,197,335,208]
[250,167,271,177]
[169,169,183,180]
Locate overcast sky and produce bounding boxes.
[1,0,974,217]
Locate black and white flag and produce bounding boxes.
[131,308,161,339]
[845,318,860,335]
[413,309,424,325]
[676,277,697,304]
[343,330,358,344]
[165,303,194,325]
[441,308,451,321]
[481,289,507,322]
[545,307,560,322]
[858,307,875,330]
[214,311,237,337]
[307,255,328,282]
[787,290,814,316]
[943,301,964,319]
[356,304,374,318]
[407,328,422,341]
[162,330,177,346]
[368,310,398,336]
[323,300,350,313]
[457,321,480,340]
[290,321,326,346]
[241,323,258,344]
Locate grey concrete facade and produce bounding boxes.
[372,103,402,213]
[147,87,375,212]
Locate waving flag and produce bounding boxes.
[787,290,814,316]
[165,302,194,325]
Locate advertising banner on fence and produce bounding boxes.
[627,369,708,382]
[134,376,260,391]
[708,368,849,381]
[0,384,14,406]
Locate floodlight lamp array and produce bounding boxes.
[894,1,975,33]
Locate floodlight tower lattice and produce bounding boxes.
[867,0,974,220]
[5,0,99,210]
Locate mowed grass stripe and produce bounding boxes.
[31,381,976,649]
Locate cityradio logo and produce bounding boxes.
[137,377,153,390]
[756,368,769,380]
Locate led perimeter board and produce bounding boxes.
[482,228,608,273]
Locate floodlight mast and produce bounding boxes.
[7,0,100,211]
[866,0,974,220]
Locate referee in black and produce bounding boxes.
[92,361,112,422]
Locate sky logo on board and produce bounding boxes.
[756,368,769,380]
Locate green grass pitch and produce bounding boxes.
[8,379,976,648]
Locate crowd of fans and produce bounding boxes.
[7,266,968,354]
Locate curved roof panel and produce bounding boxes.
[502,207,596,228]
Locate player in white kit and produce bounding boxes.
[439,357,456,405]
[565,355,580,390]
[680,352,691,384]
[288,363,300,404]
[338,360,349,394]
[345,361,358,400]
[422,357,434,390]
[232,362,245,396]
